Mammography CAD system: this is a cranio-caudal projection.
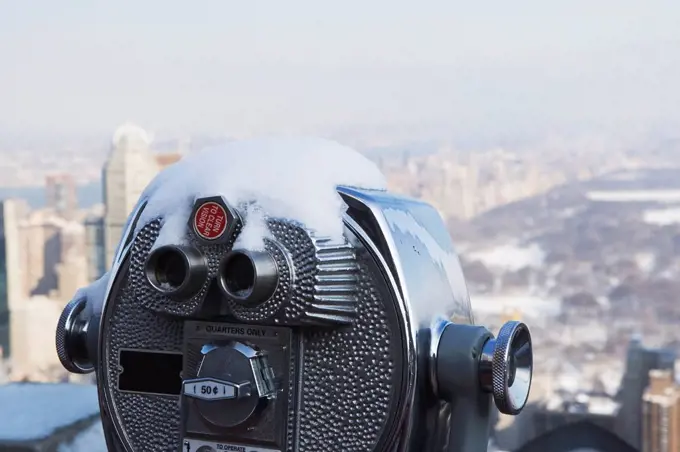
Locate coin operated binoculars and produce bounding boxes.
[55,145,533,452]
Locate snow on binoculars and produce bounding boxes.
[55,138,533,452]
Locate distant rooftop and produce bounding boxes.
[0,383,99,443]
[643,368,680,407]
[156,152,182,169]
[544,391,620,417]
[112,122,152,149]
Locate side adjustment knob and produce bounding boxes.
[183,342,276,428]
[55,296,94,374]
[434,320,533,451]
[479,321,533,415]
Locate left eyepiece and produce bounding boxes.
[145,245,208,299]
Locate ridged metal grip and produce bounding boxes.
[479,320,533,415]
[55,296,94,374]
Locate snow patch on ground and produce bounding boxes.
[643,207,680,226]
[468,243,546,272]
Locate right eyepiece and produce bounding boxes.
[145,245,208,299]
[218,249,279,307]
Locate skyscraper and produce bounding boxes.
[616,336,677,450]
[45,173,78,219]
[642,369,680,452]
[0,199,28,358]
[29,216,59,296]
[54,220,88,302]
[84,210,106,283]
[102,123,161,269]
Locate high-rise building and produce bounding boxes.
[642,369,680,452]
[15,209,90,302]
[0,199,28,359]
[45,173,78,219]
[9,295,64,380]
[84,208,106,283]
[616,336,676,450]
[102,123,161,269]
[18,211,62,297]
[54,220,88,302]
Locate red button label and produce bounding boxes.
[193,202,228,240]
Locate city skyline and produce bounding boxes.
[0,123,678,450]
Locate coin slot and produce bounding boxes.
[118,350,183,396]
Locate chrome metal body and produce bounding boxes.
[338,186,475,451]
[56,184,533,452]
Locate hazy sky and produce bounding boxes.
[2,1,680,141]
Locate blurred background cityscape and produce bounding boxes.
[2,123,680,451]
[3,1,680,451]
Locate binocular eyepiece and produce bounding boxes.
[144,245,280,308]
[55,139,534,452]
[216,249,279,306]
[145,245,208,299]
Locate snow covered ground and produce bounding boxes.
[468,243,546,272]
[470,294,561,318]
[643,207,680,226]
[586,189,680,203]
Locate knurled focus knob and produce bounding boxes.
[479,321,533,415]
[183,342,277,428]
[55,296,94,374]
